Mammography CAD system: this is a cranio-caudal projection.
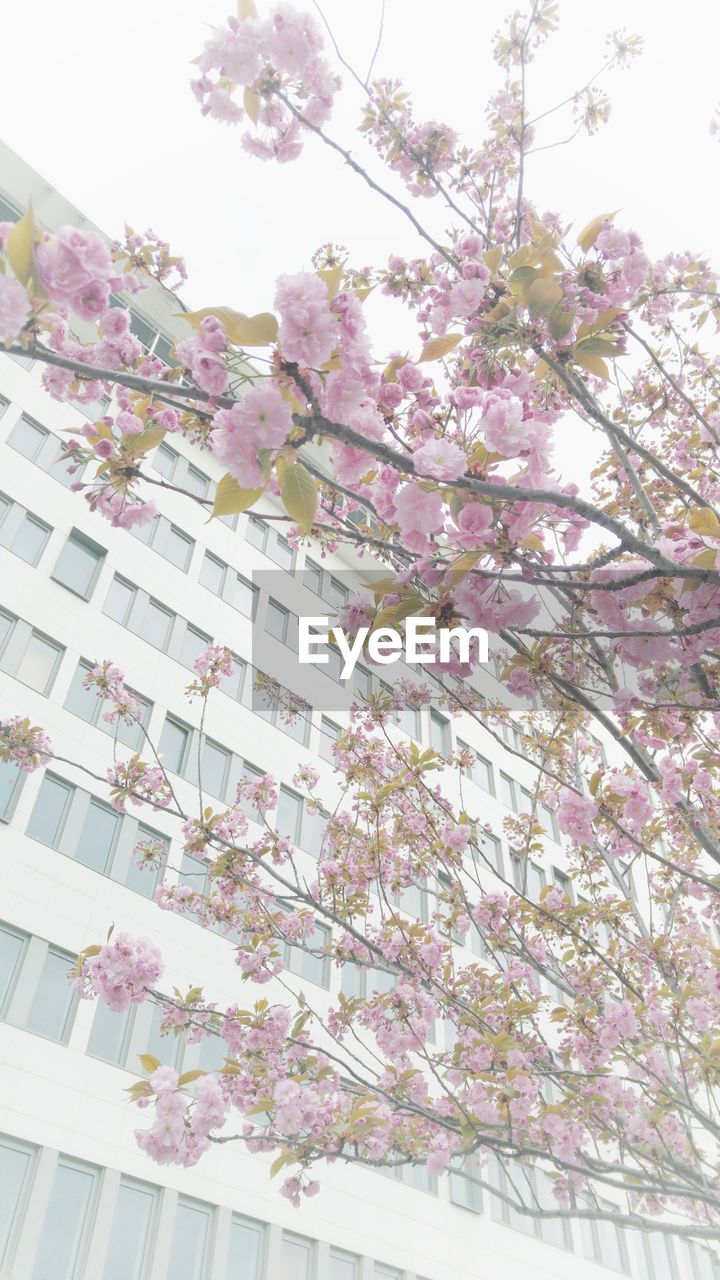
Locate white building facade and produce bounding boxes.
[0,143,714,1280]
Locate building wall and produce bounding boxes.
[0,144,712,1280]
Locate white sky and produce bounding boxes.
[1,0,719,483]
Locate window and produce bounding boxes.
[167,1198,212,1280]
[76,801,119,874]
[141,598,174,650]
[64,660,152,751]
[512,856,545,902]
[102,1179,157,1280]
[200,551,225,594]
[270,534,294,570]
[245,517,266,550]
[232,572,256,618]
[226,1217,264,1280]
[326,575,348,608]
[330,1250,358,1280]
[26,947,77,1041]
[179,851,210,898]
[581,1199,630,1273]
[52,531,105,599]
[374,1269,402,1280]
[200,738,231,800]
[302,808,328,859]
[103,575,136,624]
[186,465,209,500]
[10,513,51,565]
[429,710,450,757]
[252,672,311,746]
[0,1136,34,1267]
[0,759,22,821]
[126,827,168,898]
[500,771,516,808]
[8,414,47,461]
[181,624,211,671]
[266,599,290,642]
[281,1234,312,1280]
[285,920,330,988]
[277,787,303,843]
[449,1154,484,1213]
[465,745,494,794]
[304,557,323,596]
[0,924,25,1012]
[27,775,72,846]
[32,1158,97,1280]
[320,717,340,762]
[0,607,14,653]
[219,654,246,702]
[152,442,177,479]
[145,1002,184,1068]
[87,1000,134,1066]
[159,718,190,774]
[14,630,63,693]
[163,525,194,570]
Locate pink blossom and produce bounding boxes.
[275,272,339,366]
[393,484,444,552]
[0,275,30,342]
[36,225,113,310]
[413,437,467,481]
[211,385,292,487]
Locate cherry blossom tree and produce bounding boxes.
[3,0,720,1246]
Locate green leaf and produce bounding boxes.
[527,277,564,318]
[548,307,575,340]
[178,1069,208,1085]
[181,307,278,347]
[6,204,39,285]
[576,211,619,253]
[688,508,720,537]
[317,266,344,299]
[269,1150,294,1178]
[243,88,261,124]
[130,425,167,457]
[139,1053,162,1074]
[212,472,265,517]
[279,461,317,533]
[419,332,462,362]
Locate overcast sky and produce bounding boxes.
[2,0,719,486]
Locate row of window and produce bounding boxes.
[1,916,716,1280]
[0,1131,411,1280]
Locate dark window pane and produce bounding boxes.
[104,577,136,624]
[163,526,193,571]
[226,1218,263,1280]
[9,416,47,460]
[277,789,302,843]
[32,1160,95,1279]
[245,518,266,550]
[0,759,21,820]
[64,662,98,722]
[15,633,62,693]
[185,466,208,499]
[180,626,210,671]
[87,1001,132,1065]
[53,535,104,598]
[26,948,75,1040]
[0,925,24,1011]
[152,443,176,479]
[0,1139,33,1264]
[200,740,230,800]
[167,1201,210,1280]
[429,711,450,757]
[76,802,119,873]
[142,600,173,650]
[102,1180,156,1280]
[10,515,50,564]
[159,719,189,774]
[269,535,293,570]
[232,575,256,617]
[0,609,14,654]
[200,553,225,594]
[266,601,287,641]
[27,776,72,846]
